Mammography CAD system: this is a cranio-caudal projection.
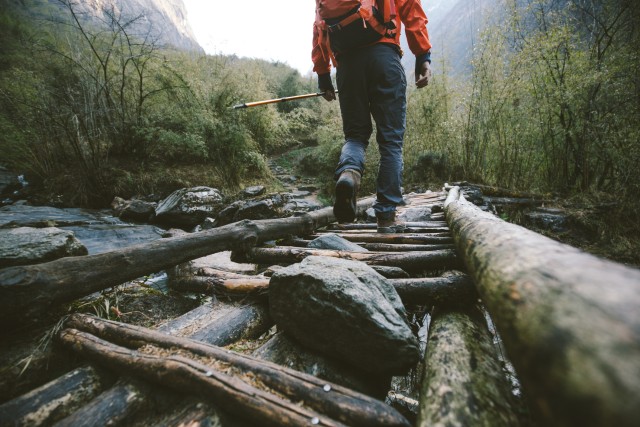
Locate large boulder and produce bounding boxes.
[269,256,419,375]
[0,226,87,267]
[155,187,224,228]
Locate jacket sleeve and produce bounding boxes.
[312,16,332,75]
[397,0,432,56]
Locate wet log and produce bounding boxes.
[326,222,448,230]
[360,243,455,252]
[445,187,640,427]
[60,314,410,427]
[392,272,477,306]
[311,233,454,245]
[0,199,374,329]
[253,332,392,399]
[0,366,109,427]
[234,247,461,272]
[52,380,148,427]
[416,304,521,426]
[320,226,451,234]
[169,275,270,295]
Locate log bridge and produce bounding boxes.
[0,186,638,426]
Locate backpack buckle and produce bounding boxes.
[327,23,343,33]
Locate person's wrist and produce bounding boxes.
[318,73,334,92]
[415,51,431,76]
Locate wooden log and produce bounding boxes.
[52,380,148,427]
[360,243,455,252]
[311,233,454,244]
[234,247,461,272]
[445,187,640,427]
[392,272,477,306]
[253,332,392,400]
[416,304,521,426]
[326,222,448,230]
[61,314,410,427]
[169,275,270,295]
[0,199,375,329]
[0,366,109,427]
[319,226,451,234]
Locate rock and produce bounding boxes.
[63,224,164,254]
[525,208,568,232]
[215,201,244,227]
[0,205,97,228]
[234,195,288,221]
[242,186,266,198]
[397,207,432,222]
[297,185,317,192]
[0,226,87,267]
[282,199,323,213]
[155,187,224,228]
[111,197,155,222]
[289,190,311,199]
[171,250,258,280]
[307,233,368,252]
[365,208,376,222]
[269,256,420,375]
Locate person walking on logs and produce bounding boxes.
[312,0,432,232]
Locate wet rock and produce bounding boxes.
[111,197,156,222]
[307,233,367,252]
[63,223,164,255]
[155,187,224,228]
[234,195,288,221]
[269,256,420,375]
[297,185,317,192]
[289,190,311,199]
[215,201,244,227]
[242,186,266,198]
[0,226,87,267]
[525,208,568,232]
[282,199,323,213]
[0,205,99,228]
[397,207,432,222]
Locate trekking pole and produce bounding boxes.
[232,91,338,109]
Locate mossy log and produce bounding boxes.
[445,187,640,427]
[0,366,109,427]
[233,247,461,272]
[416,304,521,426]
[59,314,410,427]
[0,200,374,329]
[52,380,148,427]
[393,272,477,306]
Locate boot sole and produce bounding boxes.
[334,179,356,223]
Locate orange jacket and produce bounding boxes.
[312,0,432,75]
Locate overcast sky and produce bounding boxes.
[183,0,315,75]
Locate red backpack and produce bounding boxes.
[315,0,397,55]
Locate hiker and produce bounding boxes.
[312,0,432,232]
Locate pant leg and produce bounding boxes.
[368,44,407,219]
[334,50,373,179]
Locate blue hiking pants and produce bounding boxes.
[334,43,407,220]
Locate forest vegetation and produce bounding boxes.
[1,0,639,262]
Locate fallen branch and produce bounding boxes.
[61,314,410,427]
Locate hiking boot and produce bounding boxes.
[377,213,406,233]
[333,169,361,223]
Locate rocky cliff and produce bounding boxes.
[8,0,203,53]
[75,0,203,52]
